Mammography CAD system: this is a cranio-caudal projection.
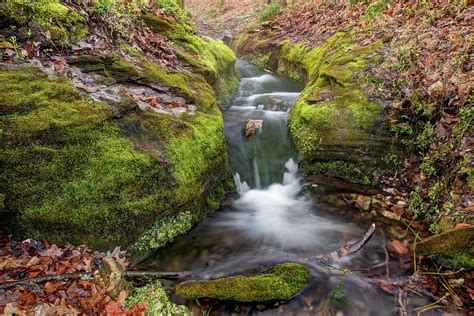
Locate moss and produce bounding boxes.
[0,2,88,46]
[141,60,217,110]
[176,263,309,302]
[123,109,229,254]
[126,281,191,315]
[142,14,238,102]
[0,66,173,249]
[247,52,272,69]
[234,31,390,184]
[416,227,474,256]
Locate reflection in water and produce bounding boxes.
[141,60,438,315]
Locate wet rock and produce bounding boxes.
[354,194,372,211]
[388,239,409,256]
[381,210,400,221]
[243,119,263,137]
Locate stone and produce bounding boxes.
[416,227,474,256]
[388,240,409,256]
[243,119,263,137]
[176,263,309,302]
[354,195,372,211]
[381,210,400,221]
[427,80,443,97]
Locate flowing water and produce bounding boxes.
[140,60,437,315]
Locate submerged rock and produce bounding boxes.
[244,119,263,137]
[176,263,309,302]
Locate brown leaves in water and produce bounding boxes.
[0,237,145,315]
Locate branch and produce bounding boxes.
[312,223,376,262]
[0,272,94,290]
[124,271,195,279]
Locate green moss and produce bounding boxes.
[247,52,272,69]
[0,2,88,46]
[0,66,175,249]
[142,14,238,102]
[126,281,191,315]
[263,32,388,183]
[416,227,474,255]
[141,60,217,110]
[176,263,309,302]
[259,2,281,23]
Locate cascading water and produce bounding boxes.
[140,59,437,315]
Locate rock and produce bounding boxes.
[381,210,400,221]
[176,263,309,302]
[388,240,409,256]
[354,195,372,211]
[416,227,474,257]
[427,80,443,97]
[243,119,263,137]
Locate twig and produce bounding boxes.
[0,272,94,289]
[414,293,449,313]
[124,271,195,279]
[380,228,390,279]
[315,223,376,262]
[397,289,407,316]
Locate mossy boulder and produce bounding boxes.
[233,31,396,184]
[416,227,474,269]
[142,14,239,102]
[0,2,88,47]
[126,281,191,315]
[176,263,309,302]
[0,63,228,250]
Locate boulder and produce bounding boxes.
[416,227,474,268]
[244,119,263,137]
[176,263,308,302]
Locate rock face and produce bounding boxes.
[0,2,238,251]
[233,30,397,185]
[244,119,264,137]
[176,263,309,302]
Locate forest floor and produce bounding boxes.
[185,0,267,38]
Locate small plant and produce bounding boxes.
[8,35,20,63]
[259,1,281,23]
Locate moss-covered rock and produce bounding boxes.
[416,227,474,269]
[176,263,309,302]
[142,14,239,102]
[0,2,88,47]
[233,31,396,184]
[0,2,237,252]
[126,281,191,315]
[0,63,228,250]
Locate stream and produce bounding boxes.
[140,60,438,315]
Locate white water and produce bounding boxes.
[229,159,340,249]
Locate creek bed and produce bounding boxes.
[139,60,439,315]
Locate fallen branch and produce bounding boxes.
[311,223,376,262]
[0,272,94,290]
[124,271,195,279]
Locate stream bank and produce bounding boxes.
[0,1,238,251]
